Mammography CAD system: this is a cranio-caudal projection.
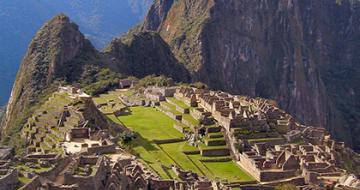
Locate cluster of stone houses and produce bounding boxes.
[168,87,360,189]
[3,85,360,190]
[105,156,223,190]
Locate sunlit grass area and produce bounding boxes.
[115,106,253,182]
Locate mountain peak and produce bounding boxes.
[49,13,70,24]
[0,14,96,134]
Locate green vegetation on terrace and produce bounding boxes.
[198,143,227,150]
[134,75,174,89]
[74,165,98,176]
[18,176,32,185]
[167,97,189,109]
[21,92,79,155]
[247,137,284,142]
[162,98,199,126]
[247,137,283,142]
[160,101,182,115]
[15,162,53,174]
[114,106,253,182]
[93,90,126,114]
[182,113,200,126]
[93,90,124,105]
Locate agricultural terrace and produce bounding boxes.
[114,106,253,182]
[93,90,127,114]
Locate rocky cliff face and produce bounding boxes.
[105,31,190,82]
[141,0,360,150]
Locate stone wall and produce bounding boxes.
[41,157,72,181]
[205,138,226,146]
[176,106,189,114]
[156,106,182,121]
[86,144,116,155]
[0,169,18,190]
[153,138,184,144]
[200,148,230,156]
[19,176,41,190]
[239,153,298,182]
[173,124,187,133]
[64,157,108,190]
[247,138,286,146]
[259,170,297,182]
[181,118,197,129]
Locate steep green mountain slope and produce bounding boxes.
[140,0,360,151]
[0,0,152,105]
[105,31,190,82]
[1,14,189,140]
[0,14,103,137]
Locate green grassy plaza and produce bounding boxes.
[114,106,253,182]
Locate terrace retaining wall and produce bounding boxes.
[173,124,188,133]
[64,157,107,190]
[181,118,198,129]
[156,106,182,121]
[0,169,18,190]
[201,148,230,156]
[205,139,226,146]
[153,138,184,144]
[40,157,72,181]
[86,144,116,155]
[19,176,41,190]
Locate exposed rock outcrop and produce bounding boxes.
[141,0,360,151]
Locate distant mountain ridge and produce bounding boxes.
[0,0,151,105]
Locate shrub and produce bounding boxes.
[120,131,136,144]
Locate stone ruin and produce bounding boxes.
[8,85,360,190]
[170,86,358,189]
[105,156,227,190]
[0,159,18,190]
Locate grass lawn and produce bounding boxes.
[117,107,183,140]
[93,90,125,105]
[182,114,200,125]
[116,106,253,182]
[203,161,254,182]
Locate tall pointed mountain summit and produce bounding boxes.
[1,14,99,133]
